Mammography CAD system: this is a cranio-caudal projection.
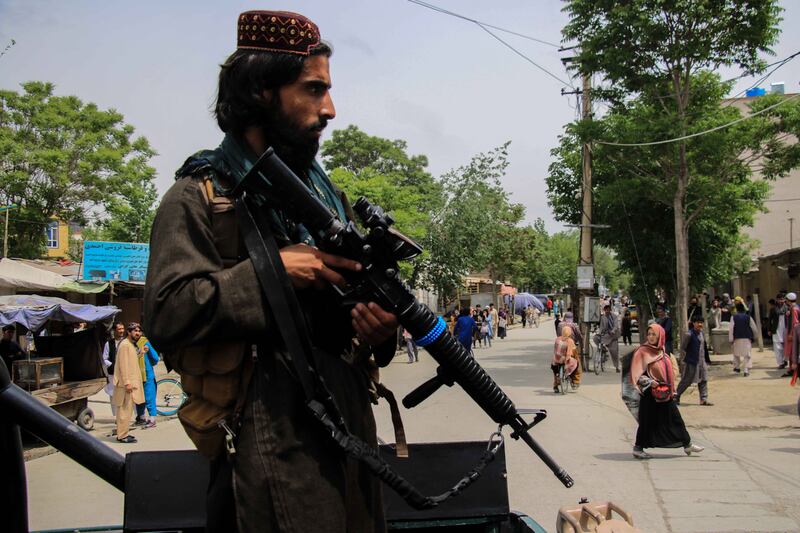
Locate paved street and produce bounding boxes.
[23,317,800,532]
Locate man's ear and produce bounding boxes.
[260,88,276,106]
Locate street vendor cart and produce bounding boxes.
[0,294,119,431]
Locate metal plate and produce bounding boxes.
[380,441,509,523]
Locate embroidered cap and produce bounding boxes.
[237,11,321,55]
[127,322,142,331]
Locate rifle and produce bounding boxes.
[231,147,574,491]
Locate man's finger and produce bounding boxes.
[318,265,347,288]
[318,250,362,272]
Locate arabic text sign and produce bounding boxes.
[82,241,149,282]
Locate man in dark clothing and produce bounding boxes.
[0,325,23,374]
[677,316,712,406]
[144,11,397,532]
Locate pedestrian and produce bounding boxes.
[498,308,507,339]
[709,297,722,331]
[630,323,704,459]
[454,308,477,355]
[532,307,540,328]
[767,294,787,369]
[621,311,633,345]
[676,316,713,406]
[481,309,492,347]
[134,333,160,428]
[720,293,733,322]
[473,306,484,349]
[729,302,758,377]
[143,12,399,530]
[551,325,580,393]
[402,328,418,363]
[101,322,126,417]
[553,299,560,318]
[557,312,583,385]
[655,305,674,355]
[783,292,800,376]
[596,304,620,372]
[488,303,499,338]
[521,305,528,328]
[0,325,24,375]
[112,323,144,444]
[547,298,553,317]
[687,296,702,325]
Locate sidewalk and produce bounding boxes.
[680,346,799,430]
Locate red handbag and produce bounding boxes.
[649,356,673,403]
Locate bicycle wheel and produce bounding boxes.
[600,345,606,372]
[593,344,601,375]
[558,365,568,395]
[155,377,186,416]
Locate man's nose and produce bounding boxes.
[321,93,335,121]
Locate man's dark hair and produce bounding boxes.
[604,305,611,311]
[692,316,705,323]
[215,43,333,135]
[459,308,470,317]
[735,303,746,313]
[2,325,15,333]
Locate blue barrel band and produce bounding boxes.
[415,316,447,347]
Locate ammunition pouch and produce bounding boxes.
[174,341,251,459]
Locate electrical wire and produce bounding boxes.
[597,92,800,147]
[475,23,575,88]
[407,0,561,48]
[407,0,574,88]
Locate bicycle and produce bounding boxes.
[155,376,187,416]
[593,340,610,375]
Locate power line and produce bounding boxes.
[407,0,561,48]
[475,23,575,88]
[406,0,574,88]
[597,92,800,147]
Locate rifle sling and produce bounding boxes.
[232,193,497,511]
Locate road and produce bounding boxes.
[23,317,800,532]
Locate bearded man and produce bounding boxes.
[144,11,397,532]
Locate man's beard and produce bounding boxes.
[259,106,327,173]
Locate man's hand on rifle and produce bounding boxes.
[351,302,399,346]
[280,243,362,290]
[279,243,399,345]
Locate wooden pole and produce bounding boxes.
[752,293,764,352]
[3,204,9,258]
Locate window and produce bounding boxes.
[46,221,59,249]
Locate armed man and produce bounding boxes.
[144,10,398,532]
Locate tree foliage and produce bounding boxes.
[547,73,798,306]
[0,81,157,257]
[321,125,441,282]
[560,0,785,336]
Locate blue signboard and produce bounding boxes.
[82,241,150,282]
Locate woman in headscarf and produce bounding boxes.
[557,311,583,386]
[630,323,704,459]
[551,325,580,393]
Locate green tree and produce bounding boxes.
[562,0,783,337]
[547,73,796,312]
[421,143,521,303]
[321,125,441,283]
[0,81,157,258]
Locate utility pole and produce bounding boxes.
[561,47,596,355]
[789,215,795,250]
[1,204,18,259]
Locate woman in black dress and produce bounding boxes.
[629,323,704,459]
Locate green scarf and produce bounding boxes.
[180,134,347,245]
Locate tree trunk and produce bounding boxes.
[673,141,691,346]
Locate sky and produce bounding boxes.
[1,0,799,232]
